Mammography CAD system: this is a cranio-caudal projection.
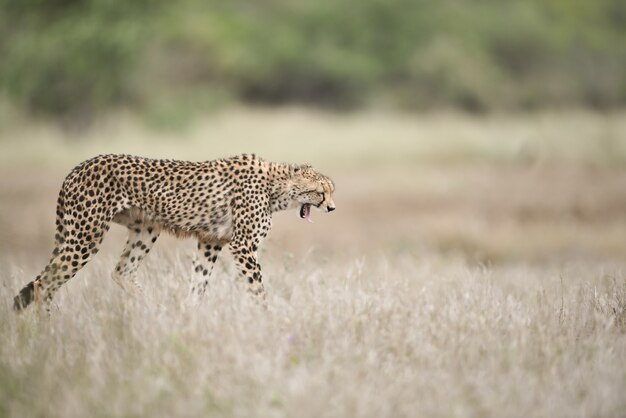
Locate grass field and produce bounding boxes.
[1,109,626,417]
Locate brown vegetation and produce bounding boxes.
[1,110,625,417]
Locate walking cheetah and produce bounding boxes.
[13,153,336,311]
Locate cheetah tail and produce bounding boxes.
[54,187,67,243]
[13,281,35,311]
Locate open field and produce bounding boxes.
[1,109,626,417]
[1,253,626,418]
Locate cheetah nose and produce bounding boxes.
[327,206,335,212]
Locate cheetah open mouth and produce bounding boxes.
[300,204,313,223]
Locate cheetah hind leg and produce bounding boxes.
[111,218,160,298]
[14,221,109,313]
[13,257,61,313]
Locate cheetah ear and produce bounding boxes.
[291,163,311,175]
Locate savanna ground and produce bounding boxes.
[1,109,626,417]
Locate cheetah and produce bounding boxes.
[13,153,335,311]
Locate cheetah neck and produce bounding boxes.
[267,162,297,214]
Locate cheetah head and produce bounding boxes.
[289,164,336,223]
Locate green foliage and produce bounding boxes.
[0,0,162,119]
[1,0,625,120]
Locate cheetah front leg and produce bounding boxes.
[228,238,265,301]
[189,240,223,299]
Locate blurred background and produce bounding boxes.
[2,0,626,121]
[0,0,625,269]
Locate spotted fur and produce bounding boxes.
[13,153,335,311]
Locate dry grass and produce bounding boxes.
[1,109,626,417]
[1,252,625,418]
[1,108,626,168]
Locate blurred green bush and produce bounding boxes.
[1,0,625,120]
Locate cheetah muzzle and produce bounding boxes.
[13,153,336,312]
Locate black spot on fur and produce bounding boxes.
[13,281,35,311]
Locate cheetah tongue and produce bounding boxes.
[300,204,313,223]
